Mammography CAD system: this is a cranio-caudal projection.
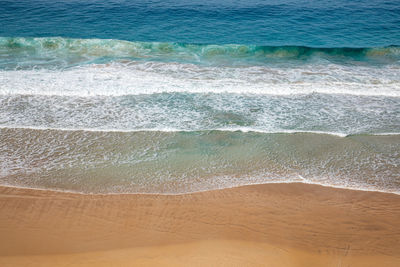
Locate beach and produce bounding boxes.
[1,1,400,265]
[1,183,399,266]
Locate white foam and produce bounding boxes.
[1,61,399,97]
[0,125,353,137]
[1,92,398,136]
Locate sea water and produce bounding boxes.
[0,0,399,193]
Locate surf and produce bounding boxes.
[0,93,399,135]
[1,37,400,69]
[1,61,400,97]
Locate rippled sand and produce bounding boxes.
[0,183,399,266]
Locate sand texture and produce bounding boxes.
[0,183,399,266]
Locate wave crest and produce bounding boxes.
[1,37,399,69]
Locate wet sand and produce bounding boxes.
[0,183,399,266]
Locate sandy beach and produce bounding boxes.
[0,182,399,266]
[2,1,400,266]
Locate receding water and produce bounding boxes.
[1,128,399,194]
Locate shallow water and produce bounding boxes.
[1,128,399,194]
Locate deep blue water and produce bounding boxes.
[1,0,400,47]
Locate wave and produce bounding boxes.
[2,37,399,97]
[1,62,400,97]
[1,37,400,69]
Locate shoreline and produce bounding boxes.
[1,182,399,266]
[1,181,399,196]
[3,124,400,138]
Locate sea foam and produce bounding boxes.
[1,62,400,97]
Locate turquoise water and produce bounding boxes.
[0,0,399,193]
[1,37,400,69]
[1,0,400,46]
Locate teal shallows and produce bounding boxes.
[0,128,399,194]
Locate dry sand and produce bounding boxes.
[0,183,399,266]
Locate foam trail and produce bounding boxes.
[1,93,399,135]
[2,125,399,138]
[0,125,350,137]
[1,62,400,97]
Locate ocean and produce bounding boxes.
[0,0,399,194]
